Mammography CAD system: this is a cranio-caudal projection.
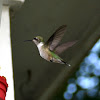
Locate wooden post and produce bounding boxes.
[0,0,25,100]
[0,0,3,24]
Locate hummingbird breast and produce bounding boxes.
[37,42,51,61]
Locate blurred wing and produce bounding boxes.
[45,25,67,51]
[54,40,77,55]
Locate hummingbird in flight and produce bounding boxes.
[25,25,77,66]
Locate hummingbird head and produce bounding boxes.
[33,36,43,45]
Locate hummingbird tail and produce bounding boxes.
[61,60,71,66]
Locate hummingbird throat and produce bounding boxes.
[37,42,44,48]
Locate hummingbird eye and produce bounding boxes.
[34,37,38,40]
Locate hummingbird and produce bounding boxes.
[25,25,77,66]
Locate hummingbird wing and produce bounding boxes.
[54,40,77,55]
[45,25,67,51]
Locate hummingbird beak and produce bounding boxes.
[24,40,32,42]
